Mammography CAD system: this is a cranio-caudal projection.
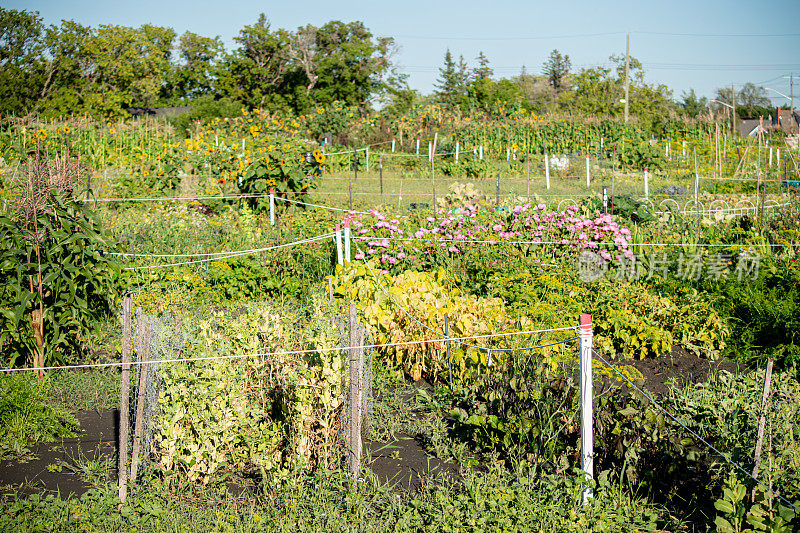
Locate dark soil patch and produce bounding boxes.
[615,345,749,397]
[366,435,460,491]
[0,410,118,500]
[366,378,461,491]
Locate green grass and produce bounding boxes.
[46,368,121,413]
[0,464,673,532]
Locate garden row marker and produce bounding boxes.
[445,314,453,389]
[327,278,333,302]
[391,139,395,153]
[545,153,551,190]
[479,145,484,160]
[130,316,152,485]
[379,155,383,195]
[682,140,687,158]
[644,169,649,199]
[347,304,363,478]
[335,225,343,265]
[602,186,608,215]
[269,189,275,226]
[416,138,420,156]
[579,314,594,505]
[750,358,774,502]
[118,296,132,508]
[495,173,500,207]
[585,156,591,187]
[428,141,432,162]
[432,133,438,209]
[506,148,510,167]
[455,141,459,162]
[366,147,369,173]
[343,221,351,262]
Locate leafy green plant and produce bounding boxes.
[0,154,119,368]
[0,373,78,458]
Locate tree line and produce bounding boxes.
[431,49,775,126]
[0,7,776,126]
[0,9,398,118]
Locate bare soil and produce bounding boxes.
[0,410,118,500]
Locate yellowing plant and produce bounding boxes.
[331,262,528,382]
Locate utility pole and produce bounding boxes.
[624,34,630,123]
[783,74,798,132]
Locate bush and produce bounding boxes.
[155,298,345,484]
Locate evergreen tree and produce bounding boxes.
[542,49,571,91]
[474,51,493,80]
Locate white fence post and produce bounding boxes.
[479,145,483,160]
[335,224,343,266]
[644,170,649,199]
[391,139,395,153]
[269,188,275,226]
[416,138,420,156]
[545,153,551,190]
[455,141,459,162]
[586,155,591,187]
[343,220,351,263]
[579,313,594,505]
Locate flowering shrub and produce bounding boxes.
[344,202,633,272]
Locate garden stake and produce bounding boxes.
[366,146,369,173]
[751,358,774,502]
[118,296,132,507]
[579,314,594,505]
[327,278,333,302]
[445,314,452,389]
[379,155,383,196]
[347,304,362,478]
[585,155,590,187]
[130,316,152,485]
[269,188,275,226]
[495,172,500,207]
[455,141,459,162]
[335,224,343,266]
[343,220,351,262]
[431,132,437,209]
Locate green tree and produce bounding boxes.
[542,49,571,91]
[168,31,224,102]
[79,23,176,116]
[736,82,771,119]
[474,51,493,80]
[435,49,468,107]
[311,21,393,109]
[678,89,708,118]
[217,14,291,110]
[0,8,47,116]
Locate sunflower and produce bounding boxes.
[312,149,325,164]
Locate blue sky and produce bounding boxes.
[8,0,800,104]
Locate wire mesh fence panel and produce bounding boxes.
[130,311,185,477]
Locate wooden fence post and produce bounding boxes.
[118,297,132,507]
[751,359,774,502]
[347,305,362,478]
